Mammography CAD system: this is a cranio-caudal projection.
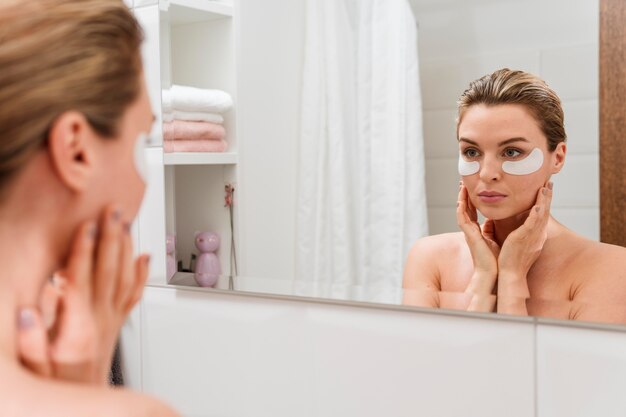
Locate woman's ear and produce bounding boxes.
[550,142,566,174]
[47,111,96,192]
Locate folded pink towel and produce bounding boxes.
[164,139,228,153]
[163,120,226,141]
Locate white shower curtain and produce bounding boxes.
[295,0,428,302]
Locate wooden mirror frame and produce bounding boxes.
[600,0,626,247]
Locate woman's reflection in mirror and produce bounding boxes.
[402,68,626,324]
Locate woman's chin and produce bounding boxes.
[476,205,518,221]
[477,203,536,221]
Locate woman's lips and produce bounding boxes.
[477,191,507,203]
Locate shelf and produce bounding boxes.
[168,273,296,296]
[161,0,233,25]
[163,151,238,165]
[169,271,199,286]
[169,272,231,290]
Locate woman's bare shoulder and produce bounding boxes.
[576,238,626,270]
[0,361,180,417]
[403,232,468,291]
[568,238,626,304]
[407,232,466,257]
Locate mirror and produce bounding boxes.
[164,0,620,326]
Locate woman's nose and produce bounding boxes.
[479,156,502,182]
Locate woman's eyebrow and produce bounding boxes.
[459,137,530,146]
[459,138,479,145]
[498,137,529,146]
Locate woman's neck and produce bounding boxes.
[492,209,532,246]
[0,219,57,362]
[491,211,562,247]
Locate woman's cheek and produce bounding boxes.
[513,177,543,209]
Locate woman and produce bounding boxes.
[0,0,179,415]
[403,68,626,323]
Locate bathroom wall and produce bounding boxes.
[412,0,600,238]
[124,3,624,416]
[237,0,600,283]
[134,286,626,417]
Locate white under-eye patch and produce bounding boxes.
[502,147,544,175]
[134,132,149,183]
[458,156,480,176]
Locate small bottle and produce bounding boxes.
[193,231,221,287]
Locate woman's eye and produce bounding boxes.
[503,148,522,158]
[463,148,480,158]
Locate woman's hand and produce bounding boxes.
[497,181,553,299]
[16,206,150,385]
[457,183,499,300]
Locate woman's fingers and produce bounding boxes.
[482,219,495,239]
[65,221,97,302]
[466,188,478,223]
[456,187,472,229]
[16,307,52,377]
[457,192,483,242]
[94,206,123,305]
[514,182,553,240]
[125,254,150,314]
[531,182,553,227]
[115,223,135,307]
[456,183,467,224]
[541,181,553,226]
[50,220,102,375]
[113,220,149,316]
[40,276,63,330]
[457,183,477,222]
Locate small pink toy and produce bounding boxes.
[166,234,176,282]
[193,231,221,287]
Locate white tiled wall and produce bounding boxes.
[412,0,600,239]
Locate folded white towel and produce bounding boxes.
[170,85,233,114]
[162,111,224,124]
[162,89,173,114]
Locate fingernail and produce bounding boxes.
[548,181,553,190]
[112,208,122,222]
[535,206,541,213]
[50,274,60,288]
[542,188,548,195]
[18,308,35,330]
[123,222,131,234]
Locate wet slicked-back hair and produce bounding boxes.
[457,68,567,151]
[0,0,143,195]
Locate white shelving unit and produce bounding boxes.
[134,0,240,287]
[164,0,233,24]
[135,0,304,289]
[163,151,238,165]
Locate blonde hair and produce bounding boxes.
[457,68,567,151]
[0,0,143,193]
